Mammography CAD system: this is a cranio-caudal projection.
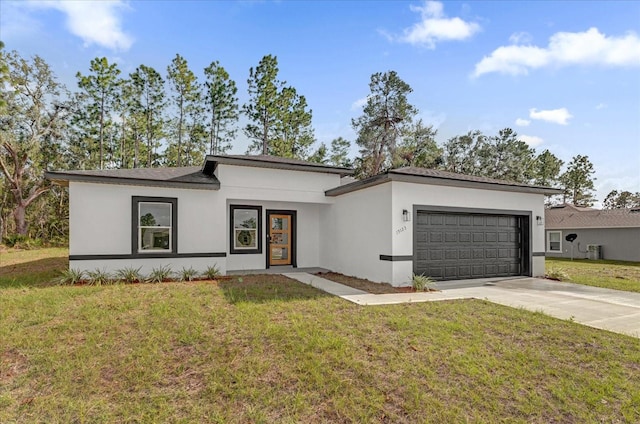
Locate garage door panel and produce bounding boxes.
[415,211,523,281]
[430,232,443,242]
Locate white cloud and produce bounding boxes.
[30,0,133,51]
[509,31,532,45]
[596,103,607,110]
[529,108,573,125]
[351,96,369,110]
[473,27,640,77]
[417,110,447,130]
[519,135,544,147]
[515,118,531,127]
[397,1,481,48]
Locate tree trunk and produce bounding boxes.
[13,202,28,236]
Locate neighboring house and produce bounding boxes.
[545,204,640,262]
[46,155,560,286]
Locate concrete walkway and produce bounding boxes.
[283,273,640,338]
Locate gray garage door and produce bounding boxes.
[415,211,522,281]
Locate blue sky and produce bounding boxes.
[2,0,639,205]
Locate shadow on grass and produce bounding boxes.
[218,274,330,304]
[0,257,67,289]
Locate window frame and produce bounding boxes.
[132,196,178,256]
[546,230,562,253]
[230,205,262,255]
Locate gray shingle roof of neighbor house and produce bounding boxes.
[545,204,640,229]
[325,166,564,196]
[202,154,355,176]
[45,166,221,190]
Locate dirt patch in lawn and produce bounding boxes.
[315,271,411,294]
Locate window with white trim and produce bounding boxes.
[230,205,262,254]
[547,231,562,252]
[133,197,177,255]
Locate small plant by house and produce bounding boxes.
[412,273,435,292]
[147,265,173,283]
[86,268,112,286]
[57,268,85,285]
[179,266,198,282]
[546,267,570,281]
[203,264,221,280]
[115,266,143,284]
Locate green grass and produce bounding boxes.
[0,247,68,288]
[1,248,639,422]
[546,257,640,293]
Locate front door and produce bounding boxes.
[267,211,296,267]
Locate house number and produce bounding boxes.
[395,226,407,235]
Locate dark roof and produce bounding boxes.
[203,154,354,176]
[45,166,220,190]
[325,166,563,196]
[545,204,640,229]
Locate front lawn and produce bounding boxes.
[2,248,639,422]
[546,257,640,293]
[0,247,68,289]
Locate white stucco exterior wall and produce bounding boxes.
[321,183,393,284]
[68,181,226,274]
[67,164,344,276]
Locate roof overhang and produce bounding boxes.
[325,171,564,196]
[45,171,220,190]
[203,155,354,177]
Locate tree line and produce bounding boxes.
[1,44,636,243]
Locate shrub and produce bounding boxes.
[3,234,28,248]
[147,265,173,283]
[115,266,143,284]
[203,264,221,280]
[412,273,435,292]
[57,268,85,285]
[86,268,112,286]
[546,267,570,281]
[3,235,44,249]
[179,266,198,282]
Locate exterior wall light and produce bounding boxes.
[536,215,543,226]
[402,209,411,222]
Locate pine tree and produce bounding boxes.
[352,71,417,177]
[130,65,165,167]
[166,54,200,166]
[204,61,238,155]
[76,57,121,169]
[560,155,597,207]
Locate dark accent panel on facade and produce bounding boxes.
[379,255,413,262]
[70,252,227,261]
[131,196,178,258]
[413,205,532,281]
[532,252,546,257]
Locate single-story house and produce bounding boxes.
[46,155,561,286]
[545,204,640,262]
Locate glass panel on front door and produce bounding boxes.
[269,214,292,266]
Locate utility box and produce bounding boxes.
[587,244,602,260]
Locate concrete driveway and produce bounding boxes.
[286,273,640,338]
[441,278,640,338]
